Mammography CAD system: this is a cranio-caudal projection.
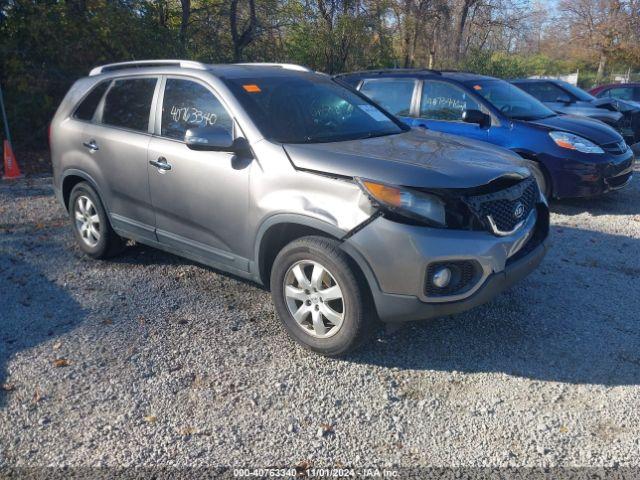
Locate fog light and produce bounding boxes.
[432,267,452,288]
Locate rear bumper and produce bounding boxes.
[546,149,634,199]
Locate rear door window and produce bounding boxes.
[74,81,109,121]
[101,78,158,132]
[160,78,233,141]
[420,81,480,121]
[359,78,416,116]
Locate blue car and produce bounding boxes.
[336,70,634,199]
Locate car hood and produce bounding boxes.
[283,128,530,189]
[592,97,640,113]
[549,103,623,122]
[527,114,623,144]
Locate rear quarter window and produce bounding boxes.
[73,81,109,121]
[101,78,158,132]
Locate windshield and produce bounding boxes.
[467,79,556,121]
[223,75,407,144]
[557,81,596,102]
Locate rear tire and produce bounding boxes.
[270,236,374,356]
[68,182,125,259]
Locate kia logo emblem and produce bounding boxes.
[513,202,525,219]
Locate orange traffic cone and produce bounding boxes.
[3,139,22,180]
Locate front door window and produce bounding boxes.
[161,79,233,140]
[420,81,481,122]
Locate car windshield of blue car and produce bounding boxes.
[556,81,596,102]
[468,80,556,121]
[223,75,408,144]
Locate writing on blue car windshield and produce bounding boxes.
[468,80,556,121]
[223,76,407,143]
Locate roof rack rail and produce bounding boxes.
[234,62,312,72]
[438,69,475,74]
[336,68,441,76]
[89,60,208,76]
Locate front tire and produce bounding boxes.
[68,182,124,259]
[270,236,374,356]
[525,160,552,199]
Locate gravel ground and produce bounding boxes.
[0,169,639,471]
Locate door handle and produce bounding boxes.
[82,140,99,152]
[149,157,172,171]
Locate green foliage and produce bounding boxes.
[462,51,527,78]
[461,51,582,80]
[282,3,395,73]
[0,0,180,147]
[0,0,636,150]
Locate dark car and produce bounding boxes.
[512,78,640,146]
[337,69,634,199]
[590,82,640,103]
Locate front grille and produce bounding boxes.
[425,260,478,297]
[631,111,640,144]
[465,176,538,235]
[601,140,629,155]
[506,207,547,266]
[615,112,640,145]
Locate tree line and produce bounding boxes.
[1,0,639,150]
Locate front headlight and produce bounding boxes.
[549,131,604,154]
[357,178,446,227]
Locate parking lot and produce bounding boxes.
[1,168,639,469]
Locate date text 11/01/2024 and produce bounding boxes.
[232,467,400,477]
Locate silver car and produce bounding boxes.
[50,60,549,355]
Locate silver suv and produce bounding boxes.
[51,60,549,355]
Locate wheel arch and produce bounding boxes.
[511,149,554,197]
[254,215,347,288]
[61,170,107,212]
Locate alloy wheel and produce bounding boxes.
[74,195,101,247]
[283,260,345,338]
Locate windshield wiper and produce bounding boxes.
[353,130,399,141]
[511,113,556,121]
[292,130,399,144]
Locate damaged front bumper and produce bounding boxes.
[341,203,550,323]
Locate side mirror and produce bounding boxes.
[230,137,252,157]
[185,126,238,152]
[462,109,491,128]
[556,94,572,105]
[184,127,253,157]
